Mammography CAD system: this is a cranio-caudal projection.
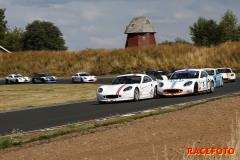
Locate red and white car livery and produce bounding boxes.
[157,69,215,96]
[97,74,158,104]
[5,74,30,84]
[217,68,236,82]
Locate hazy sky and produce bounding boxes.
[1,0,239,50]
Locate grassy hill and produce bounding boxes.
[0,42,240,77]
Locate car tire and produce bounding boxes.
[193,83,198,96]
[16,79,19,84]
[80,78,83,83]
[133,88,139,102]
[220,78,224,87]
[98,101,105,104]
[209,81,214,93]
[5,79,8,84]
[72,78,75,83]
[41,78,45,83]
[32,78,35,84]
[152,86,157,99]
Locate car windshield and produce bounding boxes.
[170,71,199,79]
[225,69,231,73]
[14,74,23,77]
[112,76,141,85]
[217,69,226,73]
[80,73,90,76]
[38,74,49,77]
[205,70,214,75]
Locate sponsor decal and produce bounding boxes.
[187,148,235,156]
[227,73,231,79]
[116,84,126,95]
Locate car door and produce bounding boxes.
[215,70,221,87]
[8,75,14,82]
[141,76,153,98]
[199,71,208,91]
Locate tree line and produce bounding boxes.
[159,10,240,46]
[0,8,67,52]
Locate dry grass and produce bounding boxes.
[181,114,240,160]
[0,84,101,112]
[1,42,240,77]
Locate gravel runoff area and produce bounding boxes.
[0,96,240,160]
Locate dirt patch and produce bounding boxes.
[0,96,240,160]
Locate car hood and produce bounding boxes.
[98,84,137,95]
[160,79,196,89]
[82,76,96,79]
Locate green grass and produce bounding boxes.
[0,93,239,150]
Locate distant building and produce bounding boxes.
[0,45,11,53]
[124,16,157,48]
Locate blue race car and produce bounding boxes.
[32,73,57,83]
[202,68,223,87]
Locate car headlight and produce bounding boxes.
[83,77,87,79]
[231,74,234,76]
[184,81,192,87]
[98,88,103,93]
[159,82,164,87]
[123,86,132,91]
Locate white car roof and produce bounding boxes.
[76,72,90,74]
[202,68,216,70]
[10,74,22,76]
[117,74,146,77]
[174,69,204,72]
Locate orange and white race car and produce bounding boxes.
[217,68,236,82]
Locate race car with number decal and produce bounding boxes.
[157,69,215,96]
[32,73,57,83]
[202,68,223,87]
[217,68,236,82]
[5,74,30,84]
[72,72,97,83]
[97,74,158,104]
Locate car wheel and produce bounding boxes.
[220,78,224,87]
[80,78,83,83]
[98,101,105,104]
[72,78,75,83]
[16,79,19,84]
[32,78,35,84]
[193,83,198,96]
[5,79,8,84]
[209,81,214,93]
[133,88,139,102]
[41,78,45,83]
[152,86,157,99]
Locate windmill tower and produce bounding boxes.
[124,16,157,48]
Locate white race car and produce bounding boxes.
[72,72,97,83]
[157,69,215,96]
[97,74,158,104]
[217,68,236,82]
[5,74,30,84]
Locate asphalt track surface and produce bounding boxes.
[0,77,239,136]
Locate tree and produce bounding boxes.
[219,10,240,42]
[189,17,222,46]
[0,8,8,45]
[22,20,67,51]
[3,27,24,51]
[174,37,189,44]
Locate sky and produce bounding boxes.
[1,0,240,51]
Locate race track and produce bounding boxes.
[0,77,239,136]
